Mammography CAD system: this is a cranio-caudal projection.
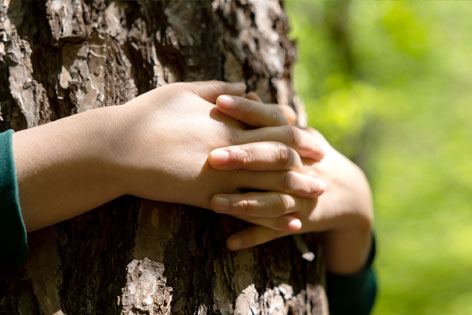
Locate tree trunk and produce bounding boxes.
[0,0,328,314]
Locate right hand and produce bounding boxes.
[109,81,326,210]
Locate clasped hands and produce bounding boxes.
[118,81,373,273]
[120,81,326,245]
[14,80,372,274]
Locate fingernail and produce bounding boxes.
[210,149,229,165]
[227,237,242,251]
[304,177,326,197]
[218,95,236,109]
[213,196,230,212]
[318,180,327,194]
[305,148,324,161]
[315,149,325,161]
[288,218,302,231]
[231,82,246,90]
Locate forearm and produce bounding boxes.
[12,106,124,232]
[317,153,374,274]
[321,220,372,274]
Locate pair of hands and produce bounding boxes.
[116,81,324,232]
[16,80,320,234]
[14,80,372,274]
[116,81,373,273]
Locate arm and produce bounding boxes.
[13,106,125,231]
[12,81,326,232]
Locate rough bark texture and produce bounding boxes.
[0,0,328,314]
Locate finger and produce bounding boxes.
[184,81,246,103]
[235,214,302,232]
[236,170,326,198]
[226,225,288,251]
[233,93,297,125]
[216,95,294,127]
[211,192,314,217]
[236,125,324,161]
[208,142,303,171]
[245,91,262,102]
[279,106,297,125]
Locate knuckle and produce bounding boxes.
[307,179,322,197]
[275,143,292,168]
[237,146,253,166]
[270,107,285,125]
[230,148,243,165]
[287,125,301,148]
[281,105,296,122]
[275,194,290,215]
[237,199,250,216]
[209,80,224,90]
[282,171,294,191]
[240,98,253,113]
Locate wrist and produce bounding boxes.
[102,102,168,199]
[85,105,128,197]
[321,217,372,274]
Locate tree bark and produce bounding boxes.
[0,0,328,314]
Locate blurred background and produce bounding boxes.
[286,1,472,314]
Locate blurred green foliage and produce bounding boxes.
[286,0,472,314]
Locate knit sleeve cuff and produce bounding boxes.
[326,233,378,315]
[0,130,28,264]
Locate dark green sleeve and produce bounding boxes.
[326,235,377,315]
[0,130,28,264]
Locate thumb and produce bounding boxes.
[183,80,246,103]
